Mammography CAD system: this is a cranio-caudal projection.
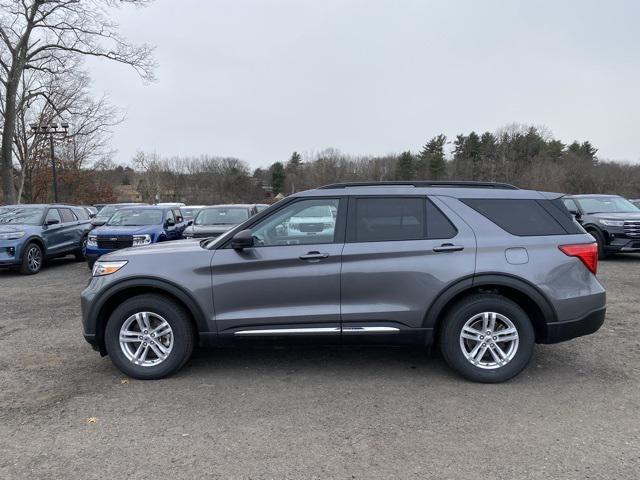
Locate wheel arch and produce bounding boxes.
[23,235,46,255]
[91,277,209,355]
[424,273,557,343]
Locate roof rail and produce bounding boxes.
[318,181,519,190]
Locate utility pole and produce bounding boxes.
[31,122,69,203]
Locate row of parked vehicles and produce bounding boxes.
[0,202,269,274]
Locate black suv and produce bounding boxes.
[563,194,640,258]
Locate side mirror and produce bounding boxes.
[166,218,175,227]
[45,219,60,226]
[89,213,97,219]
[231,229,254,250]
[187,220,193,226]
[91,219,106,227]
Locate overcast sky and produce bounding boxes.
[87,0,640,168]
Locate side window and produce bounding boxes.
[59,208,77,223]
[166,209,175,224]
[562,198,578,213]
[251,199,340,246]
[45,208,62,224]
[173,209,183,223]
[426,199,457,239]
[462,199,567,236]
[74,208,89,220]
[350,197,425,242]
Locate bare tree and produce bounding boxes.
[0,0,155,203]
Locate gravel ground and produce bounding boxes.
[0,255,639,479]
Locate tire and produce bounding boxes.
[75,235,88,261]
[440,294,534,383]
[590,229,609,260]
[104,294,196,380]
[19,242,43,275]
[87,260,95,270]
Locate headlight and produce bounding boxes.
[0,231,26,240]
[132,234,152,246]
[599,219,624,227]
[92,260,128,277]
[87,235,98,247]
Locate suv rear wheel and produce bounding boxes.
[104,294,196,380]
[440,294,534,383]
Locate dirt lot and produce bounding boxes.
[0,256,639,479]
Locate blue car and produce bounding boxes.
[86,205,187,268]
[0,204,92,274]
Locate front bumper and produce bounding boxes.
[542,307,606,344]
[602,230,640,252]
[0,238,26,267]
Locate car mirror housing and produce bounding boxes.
[231,229,254,250]
[45,219,60,226]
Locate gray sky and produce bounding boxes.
[87,0,640,168]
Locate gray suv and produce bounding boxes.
[81,182,606,383]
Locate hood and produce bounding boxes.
[0,224,39,234]
[93,225,162,236]
[185,224,235,234]
[103,238,204,260]
[589,212,640,221]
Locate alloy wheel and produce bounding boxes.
[27,246,41,272]
[459,312,519,370]
[119,312,174,367]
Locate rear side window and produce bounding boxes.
[462,199,569,236]
[350,197,425,242]
[74,208,89,220]
[59,208,77,223]
[426,199,457,239]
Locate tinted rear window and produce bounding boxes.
[351,197,425,242]
[426,199,457,239]
[462,199,571,236]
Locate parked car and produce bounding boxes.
[630,199,640,209]
[90,203,147,228]
[86,205,187,268]
[286,203,337,238]
[182,204,258,239]
[180,205,205,223]
[563,194,640,258]
[0,204,91,274]
[81,181,605,382]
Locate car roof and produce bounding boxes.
[294,183,561,200]
[565,194,622,199]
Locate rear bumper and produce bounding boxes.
[541,307,606,344]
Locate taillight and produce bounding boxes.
[559,243,598,275]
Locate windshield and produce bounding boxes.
[182,208,201,218]
[195,207,249,225]
[107,209,163,226]
[577,197,640,214]
[97,205,119,219]
[0,206,44,225]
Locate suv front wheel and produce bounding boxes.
[104,294,196,379]
[440,294,534,383]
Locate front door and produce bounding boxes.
[211,197,346,338]
[41,208,65,254]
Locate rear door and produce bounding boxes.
[211,197,346,338]
[340,196,476,338]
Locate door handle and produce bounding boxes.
[433,243,464,253]
[299,251,330,261]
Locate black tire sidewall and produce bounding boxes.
[591,229,609,259]
[104,295,195,380]
[440,295,535,383]
[20,242,42,274]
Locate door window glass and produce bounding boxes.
[562,198,578,213]
[426,200,457,239]
[351,197,425,242]
[165,209,175,224]
[59,208,77,223]
[45,208,62,224]
[252,199,339,246]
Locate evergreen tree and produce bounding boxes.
[395,151,416,180]
[418,134,447,180]
[270,162,286,195]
